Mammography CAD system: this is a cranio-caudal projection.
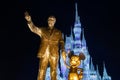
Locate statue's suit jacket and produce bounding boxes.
[27,22,65,58]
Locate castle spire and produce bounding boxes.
[74,3,81,27]
[70,26,73,40]
[73,3,82,40]
[102,62,111,80]
[75,3,78,23]
[90,57,95,71]
[82,28,87,47]
[96,65,101,80]
[103,62,108,77]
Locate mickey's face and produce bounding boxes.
[70,55,81,67]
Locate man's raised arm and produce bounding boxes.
[24,11,42,36]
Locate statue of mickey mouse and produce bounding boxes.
[63,50,85,80]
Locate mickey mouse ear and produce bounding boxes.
[79,52,85,60]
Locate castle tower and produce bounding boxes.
[96,65,102,80]
[89,58,97,79]
[73,3,82,55]
[102,62,111,80]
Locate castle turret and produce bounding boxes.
[73,3,81,40]
[96,65,102,80]
[81,29,86,48]
[73,3,82,54]
[65,35,72,52]
[81,28,88,54]
[102,62,111,80]
[89,58,97,79]
[90,58,95,71]
[70,26,73,40]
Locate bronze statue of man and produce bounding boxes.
[24,12,66,80]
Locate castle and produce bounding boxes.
[46,3,111,80]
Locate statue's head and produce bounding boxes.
[47,16,56,29]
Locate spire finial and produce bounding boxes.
[90,57,95,71]
[103,61,108,76]
[74,2,81,27]
[82,28,87,47]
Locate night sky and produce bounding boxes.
[1,0,120,80]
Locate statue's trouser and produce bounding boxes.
[37,55,58,80]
